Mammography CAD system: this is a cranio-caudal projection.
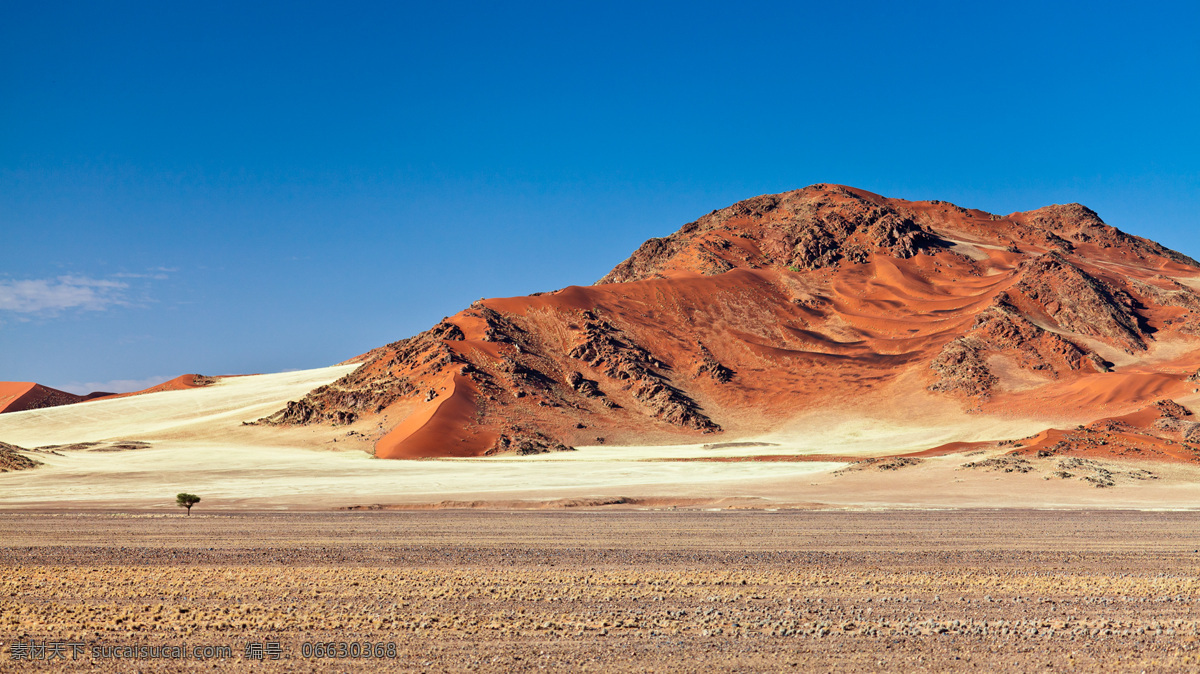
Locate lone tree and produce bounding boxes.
[176,493,201,515]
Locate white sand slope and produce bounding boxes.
[0,364,843,509]
[3,365,1200,511]
[0,443,842,509]
[5,437,1200,510]
[0,365,359,446]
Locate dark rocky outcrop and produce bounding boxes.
[598,186,946,284]
[487,428,573,456]
[1017,203,1199,266]
[971,300,1107,374]
[255,320,463,426]
[929,337,997,398]
[1013,253,1147,353]
[0,442,41,473]
[567,312,719,432]
[565,371,605,398]
[927,291,1113,400]
[694,344,734,383]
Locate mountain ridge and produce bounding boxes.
[251,185,1199,459]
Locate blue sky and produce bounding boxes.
[2,0,1198,392]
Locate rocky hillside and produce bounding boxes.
[0,441,42,472]
[260,184,1200,458]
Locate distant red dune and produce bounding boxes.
[0,382,86,414]
[0,375,217,414]
[87,374,216,402]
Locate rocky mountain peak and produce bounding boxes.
[260,185,1200,459]
[597,185,947,284]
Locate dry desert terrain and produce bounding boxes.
[4,510,1200,672]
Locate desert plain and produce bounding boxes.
[4,370,1200,672]
[5,511,1200,672]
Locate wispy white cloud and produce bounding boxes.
[0,266,173,316]
[112,272,169,280]
[0,276,129,314]
[58,376,171,396]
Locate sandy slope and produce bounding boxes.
[0,443,843,509]
[0,365,358,447]
[7,439,1200,510]
[4,363,1200,510]
[0,364,838,509]
[3,418,1200,512]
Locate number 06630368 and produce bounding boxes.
[301,642,397,659]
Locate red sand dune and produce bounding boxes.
[0,374,217,415]
[0,382,87,414]
[1012,399,1200,463]
[247,184,1200,460]
[86,374,215,402]
[375,373,499,459]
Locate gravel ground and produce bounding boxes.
[3,510,1200,672]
